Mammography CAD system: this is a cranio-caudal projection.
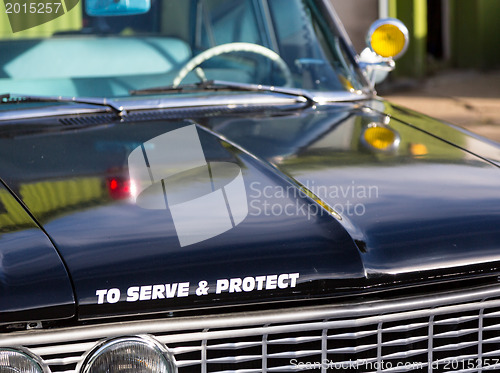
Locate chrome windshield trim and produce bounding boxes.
[311,91,372,104]
[0,105,111,122]
[121,92,306,110]
[0,91,370,122]
[319,0,373,90]
[123,91,370,111]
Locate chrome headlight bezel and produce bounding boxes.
[0,347,50,373]
[77,335,177,373]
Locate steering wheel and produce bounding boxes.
[172,42,293,88]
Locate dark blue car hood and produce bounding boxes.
[0,100,499,321]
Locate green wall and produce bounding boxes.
[389,0,427,78]
[389,0,500,77]
[450,0,500,69]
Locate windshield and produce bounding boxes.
[0,0,367,99]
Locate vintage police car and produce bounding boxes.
[1,0,500,372]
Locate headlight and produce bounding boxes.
[0,348,48,373]
[79,335,177,373]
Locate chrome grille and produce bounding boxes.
[3,285,500,372]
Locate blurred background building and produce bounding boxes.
[331,0,500,78]
[331,0,500,142]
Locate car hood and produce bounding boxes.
[0,99,499,320]
[0,182,75,323]
[211,100,500,275]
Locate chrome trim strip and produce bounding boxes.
[0,105,109,122]
[319,0,373,90]
[0,92,369,122]
[120,92,368,111]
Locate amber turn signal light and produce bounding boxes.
[367,18,409,59]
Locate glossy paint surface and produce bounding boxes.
[0,101,499,320]
[209,102,500,279]
[0,181,74,322]
[0,115,364,319]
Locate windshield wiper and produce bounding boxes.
[129,80,316,107]
[0,93,126,117]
